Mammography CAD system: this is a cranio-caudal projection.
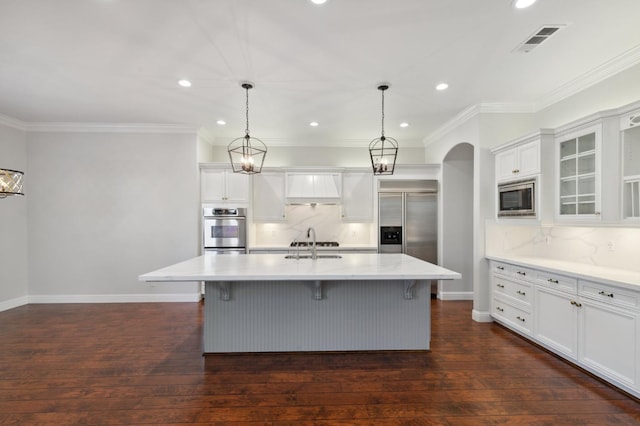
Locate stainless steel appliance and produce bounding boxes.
[378,180,438,295]
[498,178,536,217]
[202,207,247,254]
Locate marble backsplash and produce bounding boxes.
[251,204,375,247]
[486,221,640,272]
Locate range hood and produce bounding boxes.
[285,172,342,205]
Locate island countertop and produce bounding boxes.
[139,253,461,282]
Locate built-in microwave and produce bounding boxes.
[498,178,536,217]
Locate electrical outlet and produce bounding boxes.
[607,240,615,252]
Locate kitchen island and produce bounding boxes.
[140,253,460,353]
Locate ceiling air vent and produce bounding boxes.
[513,24,566,53]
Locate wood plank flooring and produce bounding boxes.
[0,300,638,425]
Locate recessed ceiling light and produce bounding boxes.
[311,0,327,4]
[436,82,449,91]
[178,79,192,88]
[216,120,226,126]
[400,122,409,128]
[309,121,319,127]
[514,0,536,9]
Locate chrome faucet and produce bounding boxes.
[306,227,317,260]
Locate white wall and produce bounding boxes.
[0,121,28,310]
[26,131,200,302]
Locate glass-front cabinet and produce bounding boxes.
[621,111,640,220]
[556,125,601,218]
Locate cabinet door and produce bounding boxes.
[495,149,518,181]
[622,121,640,220]
[224,171,250,202]
[517,140,540,177]
[201,169,227,202]
[578,298,638,388]
[495,141,540,182]
[557,125,601,218]
[534,286,578,360]
[252,172,286,222]
[341,172,373,222]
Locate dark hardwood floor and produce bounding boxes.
[0,300,638,425]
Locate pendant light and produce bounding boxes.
[369,84,398,175]
[0,168,24,198]
[227,82,267,174]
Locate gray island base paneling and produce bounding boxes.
[205,279,431,353]
[140,253,461,354]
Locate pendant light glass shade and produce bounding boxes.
[227,82,267,174]
[0,168,24,198]
[369,84,398,175]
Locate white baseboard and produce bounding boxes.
[27,293,201,304]
[438,291,474,301]
[0,295,29,312]
[472,309,493,323]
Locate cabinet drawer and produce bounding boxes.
[535,270,577,294]
[492,262,534,282]
[492,297,532,334]
[579,281,639,310]
[494,276,532,307]
[492,261,512,275]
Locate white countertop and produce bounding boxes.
[140,253,461,282]
[486,255,640,290]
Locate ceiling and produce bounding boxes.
[2,0,640,147]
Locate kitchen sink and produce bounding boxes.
[284,254,342,259]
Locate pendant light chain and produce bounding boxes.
[245,85,250,137]
[380,88,385,138]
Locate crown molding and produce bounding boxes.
[422,104,481,146]
[423,102,537,147]
[536,43,640,111]
[26,122,199,134]
[0,113,27,131]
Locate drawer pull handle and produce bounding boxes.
[598,291,614,298]
[497,284,505,288]
[516,316,525,322]
[548,279,559,284]
[517,290,526,296]
[570,300,582,307]
[497,266,505,271]
[516,271,526,276]
[496,307,504,312]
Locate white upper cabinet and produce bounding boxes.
[620,106,640,221]
[495,140,540,182]
[341,170,373,222]
[556,125,601,219]
[252,171,286,222]
[200,165,250,204]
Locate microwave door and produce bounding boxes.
[501,190,522,211]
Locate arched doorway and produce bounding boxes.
[440,143,474,299]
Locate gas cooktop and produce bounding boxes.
[290,241,339,247]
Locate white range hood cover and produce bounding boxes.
[285,173,342,204]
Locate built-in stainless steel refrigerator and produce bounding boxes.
[378,180,438,295]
